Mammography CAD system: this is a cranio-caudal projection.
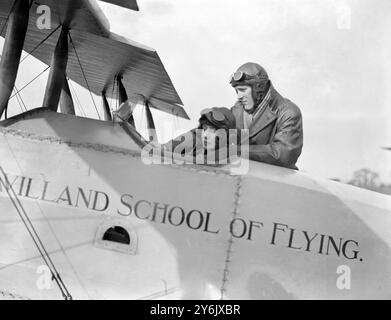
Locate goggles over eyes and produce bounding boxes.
[200,108,226,122]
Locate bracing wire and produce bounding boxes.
[14,89,25,113]
[2,17,59,111]
[68,80,86,117]
[68,32,101,120]
[14,85,28,111]
[1,2,56,115]
[19,24,62,64]
[0,167,72,300]
[0,172,72,300]
[8,66,50,100]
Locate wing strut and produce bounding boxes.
[101,91,112,121]
[42,26,69,111]
[0,0,30,117]
[59,76,75,115]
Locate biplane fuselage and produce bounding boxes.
[0,109,390,300]
[0,0,390,300]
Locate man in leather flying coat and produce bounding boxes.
[230,62,303,169]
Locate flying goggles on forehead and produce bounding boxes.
[200,108,226,122]
[230,71,268,83]
[230,71,256,82]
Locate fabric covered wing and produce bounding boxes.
[0,0,187,119]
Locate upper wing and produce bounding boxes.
[0,0,188,119]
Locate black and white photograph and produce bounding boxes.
[0,0,390,305]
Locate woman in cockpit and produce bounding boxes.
[165,107,238,164]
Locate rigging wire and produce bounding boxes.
[71,82,86,117]
[19,24,62,64]
[2,18,59,111]
[68,80,86,117]
[14,85,28,112]
[68,32,101,120]
[8,66,50,100]
[1,127,90,298]
[0,167,72,300]
[0,0,22,119]
[14,88,26,113]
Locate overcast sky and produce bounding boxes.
[3,0,391,183]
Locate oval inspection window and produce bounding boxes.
[102,226,130,245]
